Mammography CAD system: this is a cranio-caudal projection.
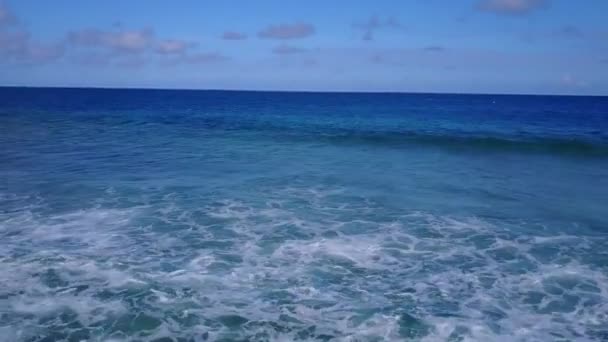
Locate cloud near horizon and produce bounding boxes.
[66,25,225,67]
[476,0,548,15]
[67,28,157,54]
[0,1,16,27]
[182,52,228,64]
[156,39,196,55]
[353,15,402,41]
[272,44,308,55]
[159,52,229,67]
[560,73,588,88]
[0,32,64,64]
[0,3,64,64]
[258,23,315,39]
[423,46,446,52]
[0,2,227,68]
[221,31,247,40]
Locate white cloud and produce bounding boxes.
[560,73,588,88]
[67,28,155,53]
[353,16,402,41]
[222,31,247,40]
[0,1,16,26]
[258,23,315,39]
[272,44,307,55]
[0,3,64,64]
[156,39,195,55]
[477,0,548,15]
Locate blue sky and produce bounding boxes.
[0,0,607,95]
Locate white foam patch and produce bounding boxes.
[273,237,389,269]
[0,205,147,340]
[11,295,126,321]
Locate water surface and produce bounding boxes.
[1,88,608,341]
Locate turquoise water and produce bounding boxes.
[1,88,608,341]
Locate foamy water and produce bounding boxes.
[1,186,607,341]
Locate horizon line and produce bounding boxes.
[0,84,606,98]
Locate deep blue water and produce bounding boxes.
[1,87,608,341]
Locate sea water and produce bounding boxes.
[1,88,607,341]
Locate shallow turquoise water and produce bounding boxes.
[1,88,607,341]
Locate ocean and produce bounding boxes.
[1,87,607,341]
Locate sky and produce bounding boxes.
[0,0,607,95]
